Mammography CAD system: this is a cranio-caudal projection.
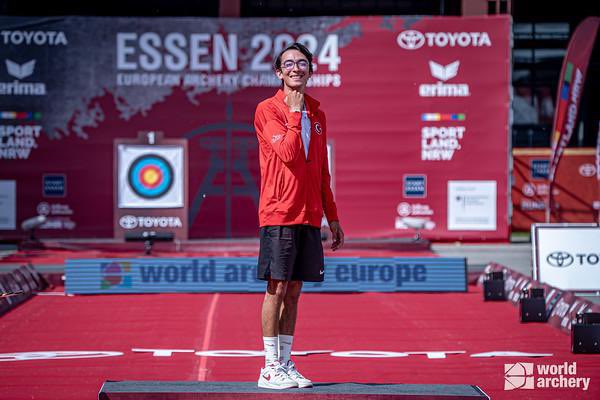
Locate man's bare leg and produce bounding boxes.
[261,279,287,367]
[279,280,303,335]
[262,279,288,336]
[276,280,312,387]
[258,279,298,389]
[278,280,302,365]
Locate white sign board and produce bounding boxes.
[447,180,496,230]
[0,180,16,229]
[117,145,184,208]
[532,224,600,291]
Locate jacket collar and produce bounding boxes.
[275,89,320,115]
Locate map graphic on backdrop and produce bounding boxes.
[0,15,511,240]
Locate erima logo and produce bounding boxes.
[6,59,35,79]
[429,60,459,81]
[0,59,46,96]
[419,61,470,97]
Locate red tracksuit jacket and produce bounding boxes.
[254,89,339,228]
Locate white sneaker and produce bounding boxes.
[281,360,313,388]
[257,362,298,389]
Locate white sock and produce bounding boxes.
[263,336,278,366]
[278,334,293,364]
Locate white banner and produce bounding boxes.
[117,145,184,208]
[533,224,600,291]
[447,180,497,230]
[0,180,16,229]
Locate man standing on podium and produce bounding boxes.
[253,42,344,389]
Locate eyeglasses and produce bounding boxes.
[281,59,309,71]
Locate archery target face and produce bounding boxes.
[117,145,184,208]
[128,154,173,199]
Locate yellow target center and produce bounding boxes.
[143,169,160,185]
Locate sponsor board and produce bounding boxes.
[531,159,550,179]
[0,124,42,160]
[0,59,47,96]
[35,201,76,230]
[396,30,492,50]
[0,16,510,241]
[394,202,436,231]
[532,224,600,291]
[512,149,598,231]
[0,180,16,229]
[447,181,497,230]
[65,257,467,294]
[118,215,183,229]
[402,175,427,198]
[421,126,466,161]
[43,174,66,197]
[0,30,68,46]
[419,60,470,98]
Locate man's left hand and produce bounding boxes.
[329,221,345,251]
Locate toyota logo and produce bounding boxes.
[578,163,596,177]
[397,30,425,50]
[119,215,138,229]
[546,251,574,268]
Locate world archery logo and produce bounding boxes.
[504,363,534,390]
[127,154,174,199]
[101,262,133,289]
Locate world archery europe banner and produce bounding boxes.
[65,257,467,294]
[0,15,511,240]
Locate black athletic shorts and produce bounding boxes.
[257,225,325,282]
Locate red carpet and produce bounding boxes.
[1,285,598,399]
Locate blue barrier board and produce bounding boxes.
[65,257,467,294]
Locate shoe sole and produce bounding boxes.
[257,380,298,390]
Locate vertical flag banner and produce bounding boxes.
[596,122,600,222]
[547,17,600,220]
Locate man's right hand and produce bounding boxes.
[285,90,303,113]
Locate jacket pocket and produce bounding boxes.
[274,168,284,201]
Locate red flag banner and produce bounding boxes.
[548,17,600,220]
[596,122,600,222]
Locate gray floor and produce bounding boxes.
[432,241,600,304]
[432,242,533,276]
[100,381,489,397]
